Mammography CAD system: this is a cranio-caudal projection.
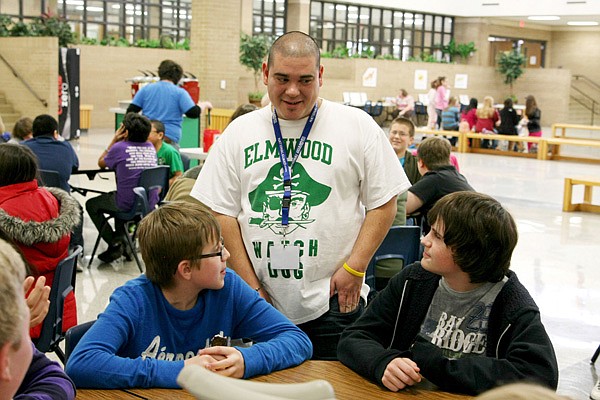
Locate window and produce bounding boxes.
[488,36,546,68]
[310,1,453,60]
[2,0,193,42]
[253,0,286,36]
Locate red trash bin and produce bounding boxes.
[203,129,221,152]
[182,80,200,104]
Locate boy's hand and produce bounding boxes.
[114,124,128,142]
[184,354,221,369]
[382,357,421,392]
[24,276,50,327]
[198,346,245,378]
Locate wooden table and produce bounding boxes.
[76,361,472,399]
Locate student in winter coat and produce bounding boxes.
[0,144,80,338]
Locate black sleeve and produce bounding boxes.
[184,105,201,119]
[126,104,142,114]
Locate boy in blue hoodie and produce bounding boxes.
[66,201,312,388]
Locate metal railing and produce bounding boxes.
[0,53,48,108]
[570,75,600,125]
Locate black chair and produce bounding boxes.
[370,101,384,117]
[363,100,373,115]
[592,344,600,364]
[365,226,421,299]
[180,152,191,171]
[139,165,170,204]
[87,165,170,272]
[38,169,62,188]
[64,320,96,364]
[414,101,428,126]
[33,245,82,363]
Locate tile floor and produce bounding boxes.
[67,128,600,399]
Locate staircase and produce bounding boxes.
[0,92,21,133]
[570,75,600,126]
[568,101,597,125]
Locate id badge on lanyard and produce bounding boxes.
[269,104,318,270]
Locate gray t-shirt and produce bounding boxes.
[419,276,508,359]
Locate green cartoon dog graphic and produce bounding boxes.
[249,163,331,235]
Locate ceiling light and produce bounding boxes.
[528,16,560,21]
[567,21,599,26]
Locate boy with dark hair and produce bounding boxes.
[85,112,157,263]
[149,120,183,186]
[24,114,79,193]
[406,136,473,233]
[338,191,559,395]
[127,59,211,145]
[24,114,84,267]
[66,202,312,389]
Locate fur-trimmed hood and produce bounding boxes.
[0,185,80,246]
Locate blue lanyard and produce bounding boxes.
[272,103,318,227]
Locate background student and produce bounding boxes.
[405,136,474,234]
[148,119,184,186]
[388,117,420,226]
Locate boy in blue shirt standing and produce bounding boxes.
[66,202,312,388]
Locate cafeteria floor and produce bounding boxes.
[67,127,600,400]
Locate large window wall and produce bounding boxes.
[253,0,286,36]
[309,1,453,60]
[2,0,192,42]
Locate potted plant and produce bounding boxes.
[441,39,476,63]
[239,34,270,106]
[497,50,526,101]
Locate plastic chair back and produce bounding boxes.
[363,100,372,115]
[365,226,421,297]
[414,101,427,115]
[38,169,62,188]
[34,245,82,362]
[371,101,383,117]
[64,320,96,364]
[138,165,170,205]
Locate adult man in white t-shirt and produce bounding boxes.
[192,31,410,359]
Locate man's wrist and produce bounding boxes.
[343,262,365,278]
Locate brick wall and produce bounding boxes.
[0,37,58,122]
[551,29,600,83]
[78,45,192,128]
[191,0,249,114]
[320,57,570,126]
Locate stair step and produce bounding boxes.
[1,112,21,125]
[0,104,15,113]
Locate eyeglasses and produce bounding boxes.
[193,238,225,260]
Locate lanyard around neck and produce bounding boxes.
[272,103,318,227]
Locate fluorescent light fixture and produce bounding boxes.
[567,21,599,26]
[528,16,560,21]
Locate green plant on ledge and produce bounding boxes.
[441,39,476,63]
[239,33,271,102]
[497,50,526,98]
[0,13,75,47]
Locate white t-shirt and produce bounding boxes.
[192,100,410,324]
